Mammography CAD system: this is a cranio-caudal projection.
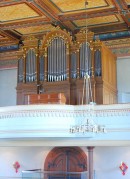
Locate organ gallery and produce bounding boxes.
[16,28,117,105]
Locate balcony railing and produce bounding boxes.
[22,170,89,179]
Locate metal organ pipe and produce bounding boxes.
[80,43,92,78]
[32,49,36,81]
[89,45,91,75]
[61,39,63,81]
[71,53,77,79]
[33,49,36,81]
[51,41,53,82]
[50,44,52,82]
[85,44,89,76]
[25,49,36,82]
[84,43,86,77]
[59,38,62,81]
[18,58,24,83]
[85,44,88,76]
[63,41,66,80]
[53,39,56,81]
[48,46,50,82]
[26,51,29,82]
[62,39,64,81]
[31,50,33,81]
[47,37,67,82]
[80,44,83,78]
[56,38,59,81]
[64,39,66,80]
[30,50,32,81]
[39,56,44,81]
[94,49,101,76]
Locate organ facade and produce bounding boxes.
[16,28,117,105]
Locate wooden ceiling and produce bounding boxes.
[0,0,130,49]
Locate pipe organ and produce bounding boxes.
[16,28,117,105]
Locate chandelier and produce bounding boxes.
[70,99,107,134]
[70,119,106,134]
[70,0,107,135]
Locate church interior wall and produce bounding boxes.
[0,146,129,179]
[0,68,17,107]
[117,57,130,103]
[94,146,130,179]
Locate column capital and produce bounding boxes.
[87,146,95,151]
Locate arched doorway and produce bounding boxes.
[44,147,87,179]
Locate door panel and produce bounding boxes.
[44,147,87,179]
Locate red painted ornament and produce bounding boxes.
[13,161,20,173]
[119,162,128,175]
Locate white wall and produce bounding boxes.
[117,57,130,103]
[0,146,130,179]
[0,68,17,107]
[94,147,130,179]
[0,146,52,178]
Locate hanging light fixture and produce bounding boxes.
[70,0,107,135]
[70,118,106,134]
[70,101,107,134]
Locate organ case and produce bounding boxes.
[16,28,117,105]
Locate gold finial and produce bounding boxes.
[85,0,88,6]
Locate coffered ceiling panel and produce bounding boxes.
[50,0,112,12]
[0,3,41,22]
[16,24,56,35]
[125,0,130,3]
[73,15,123,27]
[0,0,130,49]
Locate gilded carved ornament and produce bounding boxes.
[17,50,24,59]
[42,28,72,48]
[93,40,103,51]
[22,35,39,48]
[90,46,93,51]
[75,29,94,43]
[70,42,79,54]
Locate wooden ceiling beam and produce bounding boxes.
[0,18,50,30]
[89,23,128,35]
[59,8,118,21]
[3,30,21,40]
[116,0,128,10]
[34,0,72,31]
[111,0,122,11]
[35,0,59,21]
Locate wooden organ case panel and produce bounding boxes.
[16,28,117,105]
[94,41,117,104]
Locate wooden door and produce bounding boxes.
[44,147,87,179]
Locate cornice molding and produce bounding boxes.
[0,51,18,68]
[0,104,130,119]
[0,50,18,60]
[0,104,130,144]
[104,38,130,48]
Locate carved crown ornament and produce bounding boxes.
[21,35,39,48]
[75,29,94,43]
[42,28,72,48]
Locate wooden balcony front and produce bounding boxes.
[24,93,66,105]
